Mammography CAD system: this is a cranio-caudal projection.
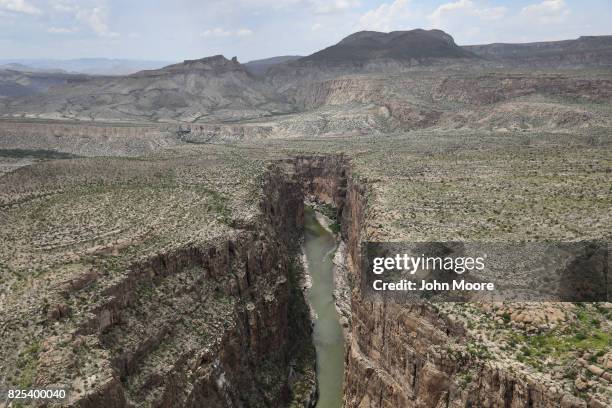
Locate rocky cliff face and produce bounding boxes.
[293,77,441,130]
[1,148,606,407]
[291,155,599,408]
[433,74,612,105]
[0,120,278,156]
[31,160,315,407]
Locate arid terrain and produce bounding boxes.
[0,29,610,407]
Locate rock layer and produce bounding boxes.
[31,160,314,407]
[291,155,600,408]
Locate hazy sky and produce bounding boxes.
[0,0,610,62]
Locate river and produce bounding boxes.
[303,206,345,408]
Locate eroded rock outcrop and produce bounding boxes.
[32,161,314,407]
[293,78,440,131]
[0,120,275,157]
[292,155,600,408]
[9,153,606,407]
[433,74,612,105]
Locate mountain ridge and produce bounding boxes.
[298,29,475,65]
[1,55,290,122]
[0,58,174,76]
[2,29,612,123]
[464,35,612,67]
[244,56,302,76]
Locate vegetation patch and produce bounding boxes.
[0,149,79,159]
[16,340,41,388]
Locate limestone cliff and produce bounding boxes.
[32,161,314,407]
[0,120,276,157]
[6,153,607,407]
[292,155,604,408]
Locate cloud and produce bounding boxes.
[236,28,254,37]
[50,0,77,12]
[429,0,507,26]
[76,7,118,37]
[47,26,77,34]
[201,27,232,37]
[50,1,118,37]
[521,0,569,24]
[201,27,254,38]
[0,0,41,15]
[359,0,412,31]
[310,0,360,14]
[238,0,358,14]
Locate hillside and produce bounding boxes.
[263,29,479,99]
[244,55,302,76]
[0,69,89,98]
[301,29,475,65]
[1,55,291,122]
[465,35,612,67]
[3,30,612,125]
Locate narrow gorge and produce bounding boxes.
[14,153,599,408]
[1,23,610,408]
[291,156,595,408]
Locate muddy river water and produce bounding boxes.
[303,207,345,408]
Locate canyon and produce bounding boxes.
[0,28,610,408]
[0,133,609,408]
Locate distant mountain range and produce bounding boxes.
[1,55,291,122]
[248,31,612,74]
[3,32,612,78]
[2,29,611,121]
[244,56,302,76]
[464,35,612,68]
[0,58,174,76]
[0,63,69,74]
[0,69,89,98]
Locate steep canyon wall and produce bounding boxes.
[27,154,595,407]
[292,155,593,408]
[37,161,314,407]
